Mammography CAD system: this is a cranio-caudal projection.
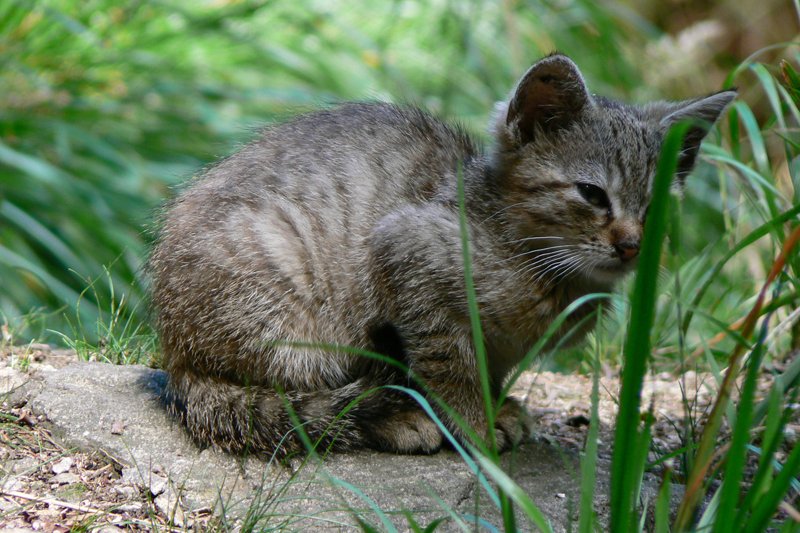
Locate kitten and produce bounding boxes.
[149,54,735,458]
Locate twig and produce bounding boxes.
[4,489,194,533]
[780,501,800,523]
[1,489,105,514]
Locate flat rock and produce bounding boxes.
[17,361,645,531]
[51,472,81,485]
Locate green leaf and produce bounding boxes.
[654,473,671,533]
[732,101,770,177]
[751,63,786,130]
[715,324,767,532]
[611,121,689,532]
[578,311,602,533]
[475,455,554,533]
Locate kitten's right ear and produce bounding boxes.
[504,54,591,146]
[659,89,737,185]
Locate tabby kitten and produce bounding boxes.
[149,54,735,458]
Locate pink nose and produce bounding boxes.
[614,242,639,261]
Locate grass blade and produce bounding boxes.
[578,308,602,533]
[457,160,516,529]
[732,101,770,177]
[654,469,672,533]
[456,161,496,451]
[475,455,554,533]
[735,385,791,529]
[610,121,690,532]
[388,386,501,508]
[714,321,769,532]
[742,442,800,533]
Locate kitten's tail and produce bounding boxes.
[164,366,406,460]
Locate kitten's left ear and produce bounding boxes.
[504,54,591,146]
[660,89,737,184]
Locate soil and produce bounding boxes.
[0,342,794,531]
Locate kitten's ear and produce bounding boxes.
[505,54,591,146]
[660,89,737,183]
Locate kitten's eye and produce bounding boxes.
[577,183,610,210]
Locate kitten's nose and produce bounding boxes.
[614,241,640,262]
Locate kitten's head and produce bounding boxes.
[490,54,736,286]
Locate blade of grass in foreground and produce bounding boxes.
[739,385,793,529]
[456,162,495,453]
[714,321,768,532]
[578,306,602,533]
[475,455,554,533]
[742,439,800,533]
[457,161,519,531]
[610,122,689,532]
[654,468,672,533]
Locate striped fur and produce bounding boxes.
[148,54,735,459]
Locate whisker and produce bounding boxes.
[479,202,528,226]
[561,256,590,280]
[529,253,577,288]
[657,264,672,286]
[517,250,575,276]
[494,247,572,287]
[584,257,603,279]
[504,235,567,245]
[550,252,594,286]
[542,257,582,289]
[506,244,577,263]
[503,236,573,252]
[527,265,553,287]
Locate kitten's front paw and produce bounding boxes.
[366,409,443,455]
[494,397,533,451]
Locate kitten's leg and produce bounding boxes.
[369,203,532,451]
[405,332,532,452]
[168,362,444,456]
[165,364,374,458]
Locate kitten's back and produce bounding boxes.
[150,103,476,389]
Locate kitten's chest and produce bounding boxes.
[479,265,606,371]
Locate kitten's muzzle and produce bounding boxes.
[608,219,642,263]
[613,240,640,262]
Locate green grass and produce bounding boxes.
[610,121,692,532]
[2,0,800,532]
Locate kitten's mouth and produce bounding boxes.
[587,259,637,283]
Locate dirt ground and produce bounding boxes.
[0,342,794,531]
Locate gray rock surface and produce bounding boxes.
[15,361,627,531]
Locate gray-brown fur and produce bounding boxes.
[148,54,735,459]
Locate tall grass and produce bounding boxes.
[610,121,692,532]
